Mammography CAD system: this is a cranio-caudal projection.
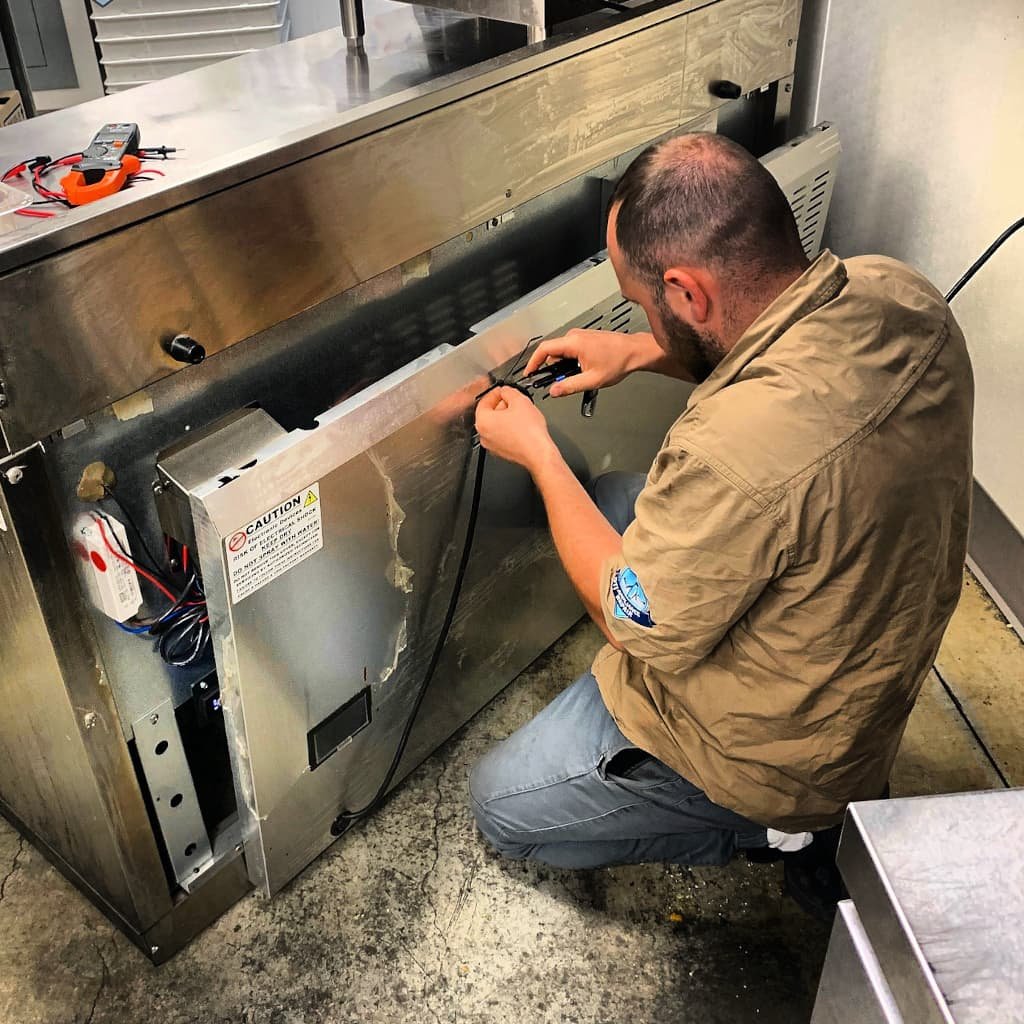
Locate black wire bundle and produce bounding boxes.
[147,574,211,668]
[94,496,212,668]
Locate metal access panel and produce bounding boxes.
[166,256,688,896]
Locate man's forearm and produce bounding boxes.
[531,449,624,648]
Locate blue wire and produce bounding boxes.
[116,620,153,634]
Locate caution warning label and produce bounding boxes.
[225,483,323,604]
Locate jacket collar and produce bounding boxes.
[687,250,848,407]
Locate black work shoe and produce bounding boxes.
[782,824,845,922]
[744,845,783,864]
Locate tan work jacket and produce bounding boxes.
[594,250,974,831]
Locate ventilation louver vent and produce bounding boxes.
[470,124,841,343]
[762,122,841,259]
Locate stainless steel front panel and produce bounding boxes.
[838,792,1024,1024]
[811,901,903,1024]
[0,0,803,454]
[174,257,689,895]
[0,7,692,448]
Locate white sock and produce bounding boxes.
[766,827,813,853]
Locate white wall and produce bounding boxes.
[793,0,1024,532]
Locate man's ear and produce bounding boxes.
[663,267,711,324]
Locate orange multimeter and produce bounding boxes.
[60,123,142,207]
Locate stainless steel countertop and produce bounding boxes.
[843,790,1024,1023]
[0,0,694,274]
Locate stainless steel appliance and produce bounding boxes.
[812,790,1024,1023]
[0,0,813,959]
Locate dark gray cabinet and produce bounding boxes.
[0,0,79,92]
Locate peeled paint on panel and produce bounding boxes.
[111,391,155,421]
[368,451,414,683]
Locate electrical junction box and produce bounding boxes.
[70,513,143,622]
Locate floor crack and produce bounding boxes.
[0,836,25,904]
[83,945,109,1024]
[419,755,448,945]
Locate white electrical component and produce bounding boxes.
[71,513,143,622]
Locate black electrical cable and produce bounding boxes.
[102,486,175,584]
[331,442,488,835]
[330,341,539,836]
[945,215,1024,303]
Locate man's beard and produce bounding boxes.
[658,302,726,382]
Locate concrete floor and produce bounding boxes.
[1,572,1021,1024]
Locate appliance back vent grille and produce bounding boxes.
[762,122,841,259]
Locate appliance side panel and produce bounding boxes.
[0,448,172,930]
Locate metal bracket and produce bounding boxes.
[133,699,213,886]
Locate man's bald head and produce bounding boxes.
[609,133,808,298]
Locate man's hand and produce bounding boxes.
[475,386,558,474]
[523,329,641,397]
[524,328,696,393]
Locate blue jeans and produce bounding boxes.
[469,472,768,869]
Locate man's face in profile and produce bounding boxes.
[607,204,723,382]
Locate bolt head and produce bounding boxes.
[4,466,24,485]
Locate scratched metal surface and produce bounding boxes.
[838,790,1024,1023]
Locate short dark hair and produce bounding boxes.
[610,133,808,292]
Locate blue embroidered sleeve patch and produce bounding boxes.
[610,567,655,628]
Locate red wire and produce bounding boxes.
[93,516,180,602]
[182,545,189,574]
[14,208,56,219]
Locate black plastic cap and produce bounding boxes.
[710,80,743,100]
[164,334,206,365]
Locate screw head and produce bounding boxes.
[150,946,159,955]
[150,713,159,725]
[4,466,24,485]
[199,681,208,690]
